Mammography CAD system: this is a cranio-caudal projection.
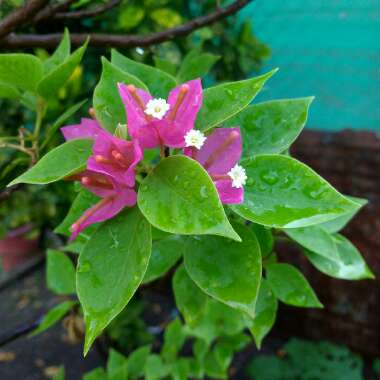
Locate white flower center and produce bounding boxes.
[184,130,207,150]
[228,164,247,188]
[144,98,170,120]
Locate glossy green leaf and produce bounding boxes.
[46,249,76,295]
[8,139,92,186]
[315,196,367,233]
[304,234,374,280]
[231,155,360,228]
[93,58,148,132]
[248,279,278,348]
[0,81,21,99]
[44,28,71,73]
[185,298,249,345]
[38,39,88,98]
[177,48,220,82]
[285,226,340,261]
[128,345,151,380]
[55,189,99,237]
[143,234,184,283]
[161,318,186,363]
[107,349,128,380]
[111,50,177,98]
[266,263,323,308]
[0,54,43,92]
[77,208,151,355]
[173,264,208,327]
[145,355,169,380]
[30,301,76,337]
[197,69,277,132]
[184,223,261,318]
[251,223,274,258]
[138,155,240,241]
[225,98,313,157]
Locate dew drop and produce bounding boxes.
[260,170,279,185]
[78,260,91,273]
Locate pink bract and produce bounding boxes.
[118,79,203,149]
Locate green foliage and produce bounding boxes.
[137,155,240,241]
[8,139,92,186]
[77,207,151,355]
[266,263,323,308]
[46,249,76,295]
[247,338,364,380]
[231,155,360,228]
[184,223,261,318]
[93,58,148,132]
[30,301,76,337]
[197,70,277,132]
[225,98,314,157]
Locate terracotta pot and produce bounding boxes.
[0,225,41,272]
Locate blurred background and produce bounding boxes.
[0,0,379,379]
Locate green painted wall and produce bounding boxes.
[241,0,380,131]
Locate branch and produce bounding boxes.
[0,0,252,49]
[53,0,121,20]
[0,0,50,39]
[32,0,77,25]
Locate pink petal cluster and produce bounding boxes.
[184,127,245,204]
[60,79,246,240]
[62,118,141,240]
[118,79,202,149]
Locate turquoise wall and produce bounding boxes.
[241,0,380,131]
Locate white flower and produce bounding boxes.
[144,98,170,120]
[228,164,247,188]
[184,130,207,150]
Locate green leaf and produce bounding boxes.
[77,207,151,355]
[107,349,128,380]
[172,358,192,380]
[43,99,88,148]
[46,249,76,295]
[143,234,183,283]
[161,318,186,363]
[138,155,240,241]
[52,366,65,380]
[153,56,177,76]
[144,355,169,380]
[184,223,261,318]
[127,345,151,380]
[111,50,177,98]
[285,226,340,261]
[55,189,99,237]
[38,39,88,98]
[185,298,248,345]
[197,69,277,132]
[225,97,314,157]
[266,263,323,308]
[30,301,76,337]
[0,81,21,99]
[43,28,71,73]
[93,58,148,132]
[248,279,278,348]
[251,223,274,258]
[177,48,220,82]
[315,196,367,233]
[150,8,182,28]
[231,155,360,228]
[173,264,208,327]
[8,139,92,186]
[83,368,107,380]
[204,349,229,379]
[0,54,43,92]
[304,234,374,280]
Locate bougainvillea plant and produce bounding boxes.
[4,31,374,379]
